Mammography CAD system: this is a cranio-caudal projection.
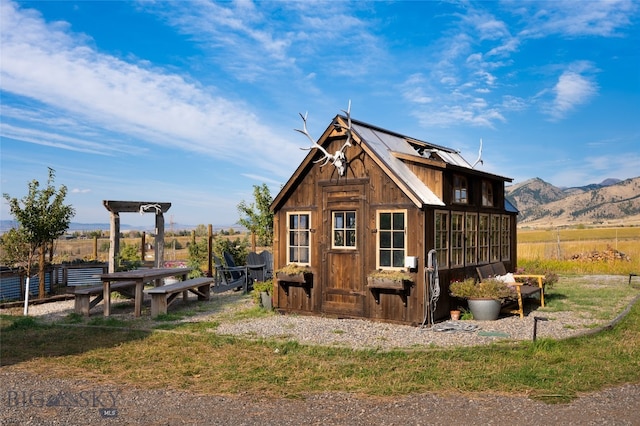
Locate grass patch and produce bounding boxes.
[2,293,639,402]
[541,275,637,320]
[87,317,128,328]
[1,267,638,403]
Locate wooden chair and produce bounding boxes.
[258,250,273,279]
[476,262,545,318]
[246,251,267,283]
[211,254,248,293]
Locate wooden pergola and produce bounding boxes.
[103,200,171,273]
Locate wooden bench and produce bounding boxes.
[144,277,214,318]
[72,281,137,316]
[476,262,545,318]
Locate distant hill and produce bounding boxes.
[506,176,640,227]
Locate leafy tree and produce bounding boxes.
[237,183,273,249]
[3,168,75,298]
[0,228,30,271]
[194,224,208,237]
[117,242,141,271]
[212,236,248,266]
[88,230,103,239]
[187,238,207,278]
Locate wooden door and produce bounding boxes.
[321,184,366,317]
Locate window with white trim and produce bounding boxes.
[465,213,478,265]
[332,211,356,249]
[501,215,511,261]
[377,210,406,269]
[435,211,449,269]
[287,212,310,265]
[490,215,501,262]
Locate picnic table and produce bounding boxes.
[99,268,191,317]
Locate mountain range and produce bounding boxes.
[505,176,640,228]
[3,177,639,233]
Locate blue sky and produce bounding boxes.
[1,0,639,227]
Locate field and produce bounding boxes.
[517,227,639,275]
[48,227,640,276]
[51,233,250,264]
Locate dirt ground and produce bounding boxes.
[1,370,639,425]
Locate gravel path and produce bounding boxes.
[2,371,639,425]
[2,275,639,425]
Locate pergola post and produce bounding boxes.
[109,212,120,273]
[155,212,165,268]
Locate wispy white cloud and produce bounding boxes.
[144,0,383,84]
[516,0,637,38]
[543,62,599,120]
[400,1,634,128]
[0,0,301,178]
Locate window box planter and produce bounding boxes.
[366,271,414,306]
[275,265,313,298]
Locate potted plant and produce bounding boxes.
[449,278,515,320]
[252,279,274,310]
[367,269,414,289]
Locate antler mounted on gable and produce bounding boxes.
[296,101,353,177]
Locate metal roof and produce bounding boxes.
[271,114,513,212]
[351,123,445,207]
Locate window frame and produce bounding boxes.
[376,209,407,270]
[501,215,511,261]
[434,210,450,269]
[450,212,464,267]
[490,214,501,263]
[482,180,494,207]
[453,174,468,204]
[286,211,311,266]
[478,213,490,263]
[465,213,478,265]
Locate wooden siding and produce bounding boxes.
[403,162,444,200]
[272,122,518,325]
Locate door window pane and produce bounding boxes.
[332,211,356,249]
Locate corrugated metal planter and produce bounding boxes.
[260,291,272,310]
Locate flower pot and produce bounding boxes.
[450,310,461,321]
[467,299,501,321]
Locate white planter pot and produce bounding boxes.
[467,299,501,321]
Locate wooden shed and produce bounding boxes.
[270,113,517,325]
